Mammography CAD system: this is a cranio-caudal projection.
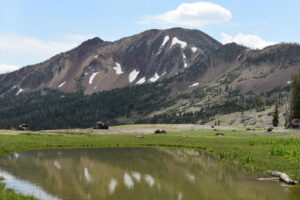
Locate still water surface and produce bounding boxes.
[0,148,299,200]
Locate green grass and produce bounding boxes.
[0,128,299,199]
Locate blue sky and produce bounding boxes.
[0,0,300,73]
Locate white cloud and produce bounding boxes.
[139,2,232,27]
[0,33,93,70]
[0,34,78,55]
[221,33,276,49]
[0,64,20,74]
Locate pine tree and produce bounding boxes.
[272,103,279,127]
[289,68,300,120]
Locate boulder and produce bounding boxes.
[287,119,300,128]
[93,121,109,129]
[215,133,224,136]
[154,129,167,134]
[227,119,236,125]
[267,127,273,132]
[18,123,29,131]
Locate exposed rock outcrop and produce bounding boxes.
[93,121,109,129]
[18,123,29,131]
[287,119,300,128]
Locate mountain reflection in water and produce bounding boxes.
[0,148,299,200]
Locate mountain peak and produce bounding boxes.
[77,37,105,48]
[0,28,224,95]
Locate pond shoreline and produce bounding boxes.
[0,127,300,199]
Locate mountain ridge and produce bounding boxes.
[0,27,221,96]
[0,28,299,129]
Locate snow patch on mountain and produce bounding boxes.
[191,47,197,53]
[16,88,24,96]
[161,36,170,48]
[157,35,170,55]
[183,54,187,68]
[136,77,146,85]
[89,72,99,84]
[129,70,139,83]
[149,73,160,82]
[58,81,66,88]
[113,62,124,75]
[171,37,187,49]
[184,60,188,68]
[189,83,199,88]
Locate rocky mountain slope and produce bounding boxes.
[0,28,299,130]
[0,28,220,96]
[170,43,299,95]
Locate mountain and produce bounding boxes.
[168,42,300,95]
[0,28,299,130]
[0,28,221,96]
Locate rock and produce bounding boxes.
[227,119,236,125]
[215,133,224,136]
[154,130,167,134]
[270,171,299,185]
[246,128,251,131]
[93,121,109,129]
[240,116,251,123]
[267,127,273,132]
[287,119,300,128]
[18,123,29,131]
[257,122,272,128]
[213,129,218,131]
[211,126,215,128]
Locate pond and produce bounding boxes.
[0,148,299,200]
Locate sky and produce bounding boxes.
[0,0,300,74]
